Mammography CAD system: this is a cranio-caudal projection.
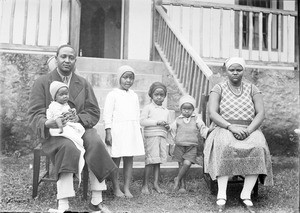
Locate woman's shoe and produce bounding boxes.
[239,198,256,213]
[216,198,226,212]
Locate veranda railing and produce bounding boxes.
[0,0,81,53]
[161,0,297,64]
[153,4,213,113]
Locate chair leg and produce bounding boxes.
[82,164,89,200]
[32,149,41,198]
[253,180,259,199]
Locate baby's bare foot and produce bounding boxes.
[114,189,125,198]
[141,186,150,195]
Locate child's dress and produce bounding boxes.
[103,88,145,157]
[46,101,85,183]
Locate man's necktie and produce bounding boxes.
[63,76,68,85]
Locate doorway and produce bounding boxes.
[79,0,122,59]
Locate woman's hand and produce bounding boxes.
[105,129,112,146]
[228,124,250,140]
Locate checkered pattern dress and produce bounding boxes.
[204,81,273,185]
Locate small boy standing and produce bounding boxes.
[170,95,212,192]
[140,82,171,194]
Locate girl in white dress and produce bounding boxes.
[103,65,145,198]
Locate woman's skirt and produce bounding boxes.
[203,125,273,185]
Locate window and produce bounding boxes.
[236,0,283,50]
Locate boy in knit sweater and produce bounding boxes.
[170,95,213,192]
[140,82,171,194]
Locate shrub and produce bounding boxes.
[0,53,50,155]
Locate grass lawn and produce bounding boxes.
[0,154,299,213]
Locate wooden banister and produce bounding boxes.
[154,5,213,113]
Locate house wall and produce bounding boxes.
[127,0,152,60]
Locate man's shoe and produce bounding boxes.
[89,202,112,213]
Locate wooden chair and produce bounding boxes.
[200,94,258,198]
[32,144,89,200]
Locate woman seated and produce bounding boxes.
[203,57,273,212]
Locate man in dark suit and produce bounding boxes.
[28,44,116,213]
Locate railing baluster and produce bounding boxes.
[23,0,29,45]
[189,6,193,45]
[178,48,185,82]
[249,11,253,60]
[258,12,263,60]
[188,61,195,94]
[179,5,183,33]
[171,33,176,67]
[278,14,282,62]
[209,7,213,57]
[182,51,188,84]
[199,6,203,57]
[267,13,272,61]
[9,0,16,44]
[229,9,234,56]
[191,66,198,98]
[195,70,202,105]
[287,15,290,62]
[239,10,243,57]
[47,0,53,46]
[186,56,192,88]
[35,0,41,46]
[219,8,223,58]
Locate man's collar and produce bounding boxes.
[56,69,72,79]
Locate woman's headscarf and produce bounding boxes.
[117,65,135,85]
[224,57,246,70]
[148,82,167,98]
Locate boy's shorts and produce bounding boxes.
[172,145,197,164]
[144,136,167,165]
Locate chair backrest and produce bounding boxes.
[201,94,210,126]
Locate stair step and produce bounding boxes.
[93,89,155,109]
[77,57,167,75]
[79,71,162,91]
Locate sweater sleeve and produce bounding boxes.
[196,115,209,139]
[169,119,177,139]
[140,104,157,127]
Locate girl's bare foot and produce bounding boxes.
[141,185,150,195]
[124,189,133,198]
[178,188,187,193]
[114,189,125,198]
[153,184,165,193]
[173,177,179,191]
